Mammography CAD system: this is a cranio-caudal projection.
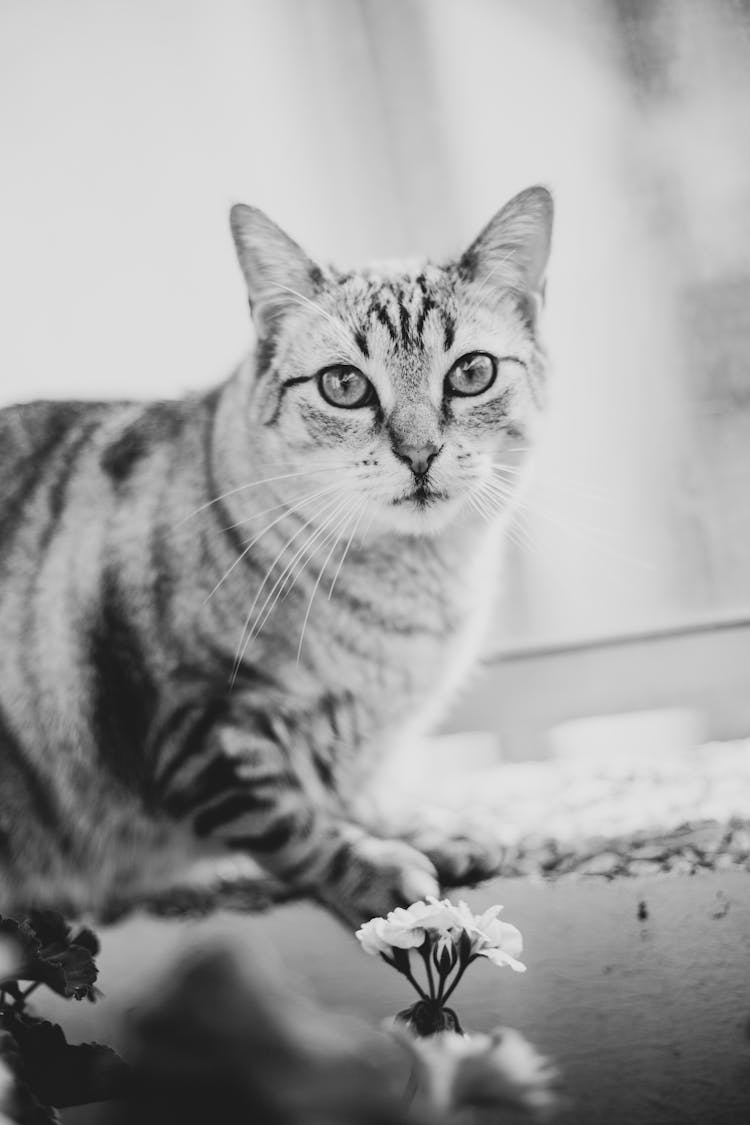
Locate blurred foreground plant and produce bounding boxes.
[0,911,130,1123]
[0,900,558,1124]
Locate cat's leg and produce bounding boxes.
[401,812,505,888]
[153,712,439,924]
[352,791,505,891]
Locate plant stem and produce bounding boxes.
[419,945,436,999]
[440,955,478,1005]
[382,954,429,1000]
[436,964,446,1005]
[403,964,429,1001]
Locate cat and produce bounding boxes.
[0,186,552,923]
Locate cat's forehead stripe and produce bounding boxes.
[355,275,456,355]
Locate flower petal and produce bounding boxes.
[480,919,524,959]
[477,947,527,972]
[382,924,427,950]
[355,917,391,956]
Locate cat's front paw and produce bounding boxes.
[404,815,504,889]
[319,835,439,925]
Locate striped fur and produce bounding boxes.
[0,187,552,922]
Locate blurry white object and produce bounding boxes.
[548,707,705,769]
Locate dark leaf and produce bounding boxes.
[6,1012,132,1107]
[0,1027,62,1124]
[25,913,71,951]
[0,913,100,1001]
[71,927,99,957]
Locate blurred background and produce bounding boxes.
[3,4,750,1123]
[3,0,750,753]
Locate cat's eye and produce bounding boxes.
[317,365,376,409]
[445,352,497,397]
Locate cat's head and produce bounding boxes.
[230,188,552,536]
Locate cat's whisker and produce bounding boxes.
[510,505,577,564]
[473,484,539,556]
[490,463,607,508]
[229,492,347,681]
[272,496,355,612]
[494,499,615,604]
[230,493,352,681]
[182,465,348,524]
[482,501,533,557]
[204,483,342,606]
[482,476,658,572]
[467,494,491,526]
[491,463,610,505]
[238,494,354,667]
[502,512,546,558]
[492,460,631,587]
[296,499,365,663]
[226,482,342,533]
[351,503,378,553]
[471,485,501,523]
[507,523,543,557]
[486,474,610,537]
[281,495,364,609]
[328,501,368,600]
[475,488,506,525]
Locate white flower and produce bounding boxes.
[355,917,395,956]
[355,898,457,956]
[356,896,525,992]
[449,900,526,972]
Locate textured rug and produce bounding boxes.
[404,733,750,879]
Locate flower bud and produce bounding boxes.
[395,1000,464,1038]
[434,943,458,977]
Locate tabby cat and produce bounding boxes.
[0,186,552,923]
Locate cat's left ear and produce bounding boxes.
[230,204,323,338]
[459,186,553,296]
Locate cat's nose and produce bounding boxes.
[393,441,441,477]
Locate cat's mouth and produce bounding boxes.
[392,482,448,508]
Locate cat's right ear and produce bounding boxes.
[230,205,323,338]
[459,186,553,296]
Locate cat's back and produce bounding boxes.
[0,396,205,559]
[0,398,104,503]
[0,399,124,552]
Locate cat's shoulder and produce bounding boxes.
[0,399,110,473]
[0,395,206,485]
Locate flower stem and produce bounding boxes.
[440,955,478,1005]
[419,945,436,999]
[385,954,429,1000]
[403,965,429,1000]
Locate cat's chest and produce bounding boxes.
[294,537,497,738]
